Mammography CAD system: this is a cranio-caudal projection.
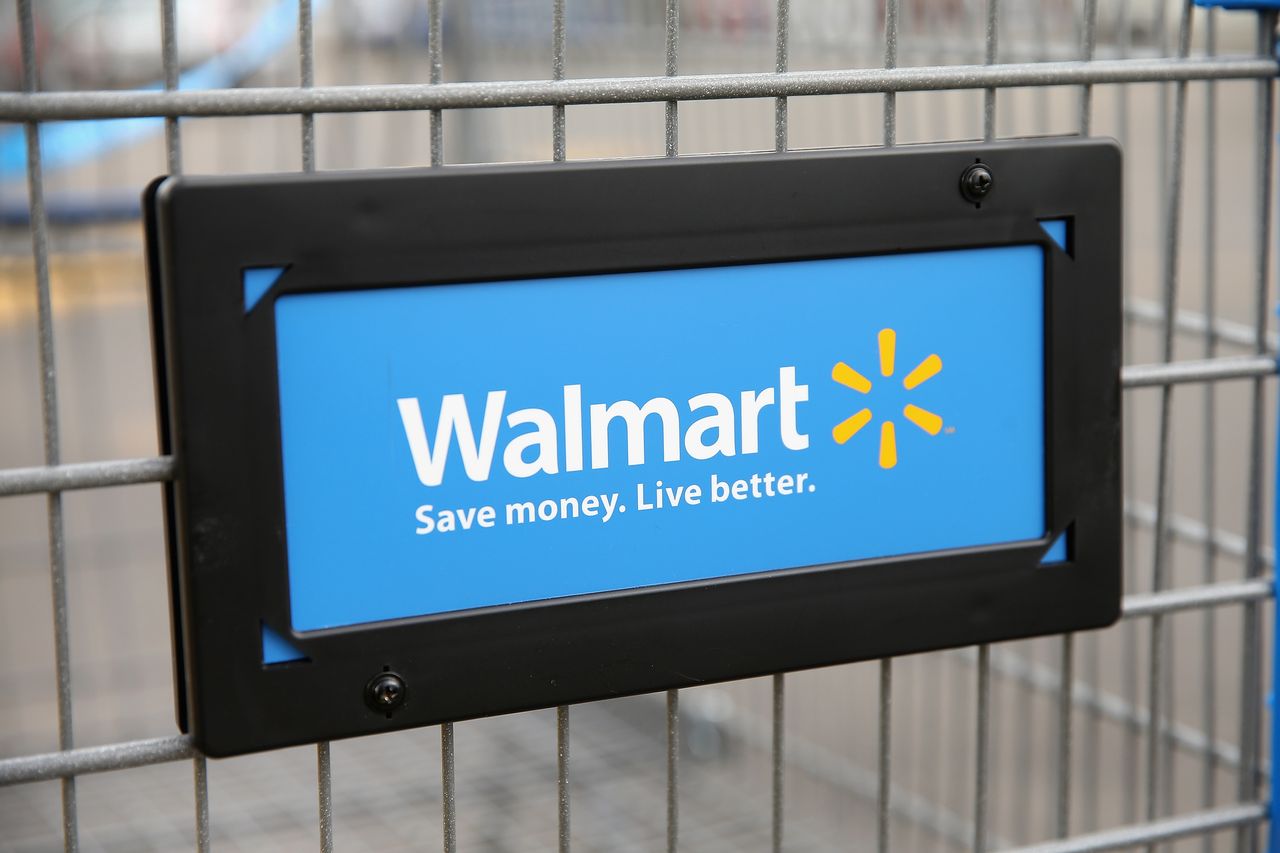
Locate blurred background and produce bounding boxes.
[0,1,1276,851]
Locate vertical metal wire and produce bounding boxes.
[160,0,181,173]
[1114,0,1139,829]
[552,0,566,163]
[1146,5,1194,851]
[1080,12,1106,819]
[1013,643,1033,843]
[665,0,679,158]
[877,8,898,851]
[982,0,998,141]
[299,0,315,171]
[1078,9,1102,821]
[1199,12,1219,851]
[159,1,211,845]
[549,6,570,849]
[1052,3,1099,838]
[1080,636,1100,832]
[663,8,680,835]
[1055,635,1074,839]
[429,0,444,166]
[16,2,76,850]
[1235,11,1276,853]
[549,5,570,841]
[442,723,457,853]
[297,11,330,846]
[973,6,997,848]
[558,705,570,853]
[883,0,898,148]
[772,673,784,853]
[973,644,990,853]
[877,660,892,853]
[1032,0,1049,133]
[769,3,789,842]
[1078,0,1097,134]
[317,741,334,853]
[194,756,210,853]
[774,0,789,153]
[666,689,679,853]
[297,12,338,845]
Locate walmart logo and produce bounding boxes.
[831,329,943,469]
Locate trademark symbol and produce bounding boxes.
[944,426,957,435]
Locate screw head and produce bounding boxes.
[959,163,994,204]
[365,672,407,714]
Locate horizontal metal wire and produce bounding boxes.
[995,802,1267,853]
[1121,577,1273,619]
[0,357,1266,498]
[1120,354,1277,388]
[1,575,1267,789]
[0,57,1272,121]
[0,735,195,786]
[0,456,175,497]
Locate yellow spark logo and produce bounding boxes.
[831,328,943,469]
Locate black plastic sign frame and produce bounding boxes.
[146,138,1122,757]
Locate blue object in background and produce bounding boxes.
[274,246,1054,631]
[1192,0,1280,8]
[0,0,326,179]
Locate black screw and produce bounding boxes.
[365,672,407,714]
[959,163,994,204]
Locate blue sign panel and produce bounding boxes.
[275,245,1048,631]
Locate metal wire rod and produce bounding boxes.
[1121,578,1273,620]
[17,0,75,846]
[774,0,789,153]
[1058,4,1095,827]
[0,456,176,497]
[998,803,1266,853]
[442,723,457,853]
[666,689,678,853]
[1121,355,1276,388]
[982,0,998,141]
[0,377,1260,506]
[772,673,785,853]
[0,57,1271,121]
[428,0,443,166]
[1056,635,1073,837]
[551,0,566,162]
[1235,15,1276,852]
[0,736,196,786]
[160,0,180,173]
[883,0,898,147]
[1078,0,1098,134]
[877,659,892,853]
[664,0,678,157]
[194,756,210,853]
[317,741,333,853]
[558,705,570,853]
[974,644,991,852]
[298,0,315,171]
[1199,15,1222,847]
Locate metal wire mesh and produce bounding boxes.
[0,1,1276,851]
